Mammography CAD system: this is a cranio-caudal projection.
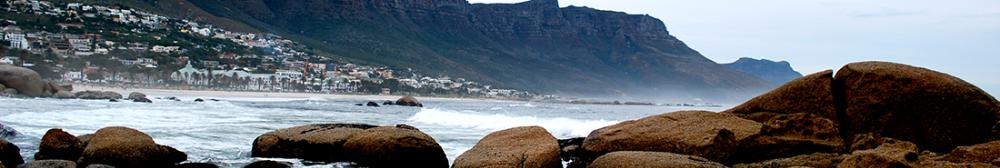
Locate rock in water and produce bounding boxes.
[253,123,446,167]
[35,129,84,161]
[127,92,146,100]
[453,126,561,168]
[174,163,219,168]
[52,91,74,99]
[588,151,727,168]
[395,96,422,107]
[0,138,23,168]
[244,160,291,168]
[342,125,448,167]
[581,111,762,164]
[0,64,45,97]
[365,101,379,107]
[79,127,186,167]
[74,91,122,100]
[836,61,1000,152]
[194,98,204,102]
[18,160,76,168]
[0,123,15,139]
[133,97,152,103]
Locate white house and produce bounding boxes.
[5,33,29,50]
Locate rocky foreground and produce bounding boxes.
[0,61,998,168]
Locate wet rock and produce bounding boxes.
[108,99,118,102]
[559,137,585,162]
[75,91,122,100]
[382,101,394,105]
[0,64,45,97]
[133,97,152,103]
[34,129,83,161]
[79,127,187,168]
[836,61,1000,152]
[365,101,379,107]
[0,124,15,139]
[581,111,762,164]
[52,91,74,99]
[588,151,727,168]
[17,160,76,168]
[243,160,291,168]
[733,153,846,168]
[395,96,422,107]
[252,123,378,161]
[0,139,23,168]
[174,163,219,168]
[342,125,448,167]
[453,126,561,168]
[194,98,204,102]
[127,92,146,100]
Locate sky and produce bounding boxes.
[467,0,1000,95]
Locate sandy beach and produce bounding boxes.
[71,83,497,102]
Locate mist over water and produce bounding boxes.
[0,95,728,167]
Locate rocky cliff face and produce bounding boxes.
[139,0,773,101]
[722,57,803,85]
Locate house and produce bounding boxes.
[5,33,29,50]
[151,45,179,53]
[0,57,18,65]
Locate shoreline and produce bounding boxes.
[71,83,509,102]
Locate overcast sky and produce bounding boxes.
[468,0,1000,95]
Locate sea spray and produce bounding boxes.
[407,108,618,138]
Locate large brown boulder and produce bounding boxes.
[0,139,22,168]
[587,151,727,168]
[581,111,762,163]
[723,70,842,145]
[35,129,84,161]
[79,127,186,168]
[395,96,423,107]
[342,125,448,168]
[453,126,561,168]
[251,123,378,161]
[836,61,1000,152]
[838,138,921,168]
[933,140,1000,166]
[252,124,447,167]
[0,64,45,97]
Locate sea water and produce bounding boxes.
[0,95,727,167]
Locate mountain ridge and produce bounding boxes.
[722,57,804,86]
[107,0,774,101]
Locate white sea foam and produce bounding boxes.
[407,108,617,138]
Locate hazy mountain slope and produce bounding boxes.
[722,57,804,85]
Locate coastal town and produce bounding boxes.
[0,0,540,99]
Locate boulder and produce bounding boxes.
[559,137,585,162]
[723,70,842,145]
[74,91,122,100]
[395,96,422,107]
[133,98,152,103]
[0,139,23,168]
[733,153,846,168]
[933,140,1000,165]
[34,129,84,161]
[836,61,1000,152]
[0,64,45,97]
[52,91,74,99]
[194,98,204,102]
[453,126,561,168]
[127,92,146,100]
[79,127,186,168]
[252,123,378,161]
[382,101,394,105]
[365,101,379,107]
[0,123,15,139]
[581,111,762,164]
[17,160,76,168]
[342,125,448,167]
[587,151,727,168]
[838,138,931,168]
[243,160,291,168]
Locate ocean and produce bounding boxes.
[0,95,727,167]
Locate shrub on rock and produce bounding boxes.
[453,126,561,168]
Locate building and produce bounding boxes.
[0,57,18,65]
[5,33,29,50]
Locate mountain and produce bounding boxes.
[722,57,803,85]
[106,0,773,101]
